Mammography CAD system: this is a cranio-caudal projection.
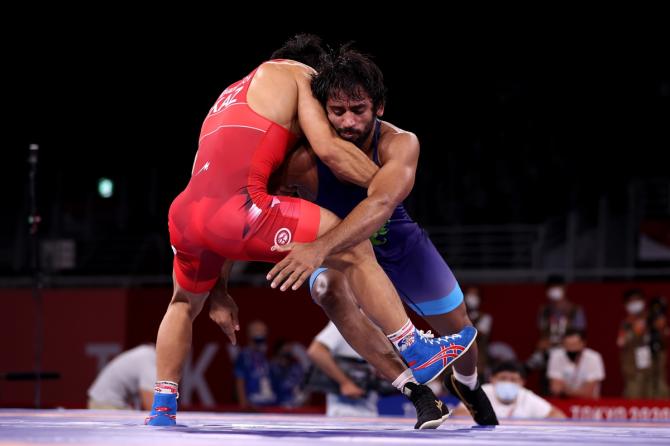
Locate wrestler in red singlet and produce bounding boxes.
[168,64,320,293]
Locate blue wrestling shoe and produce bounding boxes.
[400,325,477,384]
[145,393,177,426]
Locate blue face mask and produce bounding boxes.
[494,381,520,403]
[252,336,267,345]
[252,336,267,351]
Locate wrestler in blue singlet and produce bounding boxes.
[309,120,463,316]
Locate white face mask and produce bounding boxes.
[547,287,564,301]
[465,293,480,310]
[626,300,645,315]
[494,381,520,403]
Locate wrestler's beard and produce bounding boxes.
[337,120,375,148]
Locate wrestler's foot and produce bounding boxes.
[403,381,451,429]
[444,373,499,425]
[400,326,477,384]
[145,393,177,426]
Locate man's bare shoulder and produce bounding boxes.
[260,60,316,79]
[379,121,419,158]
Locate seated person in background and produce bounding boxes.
[454,361,565,420]
[87,344,155,410]
[234,320,276,408]
[548,329,605,399]
[307,321,379,417]
[270,339,309,407]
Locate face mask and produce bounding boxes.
[465,293,480,310]
[252,336,267,349]
[626,300,645,315]
[494,381,520,403]
[547,287,564,301]
[566,350,582,362]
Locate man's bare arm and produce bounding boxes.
[548,405,567,418]
[209,261,240,344]
[307,341,365,399]
[317,131,419,255]
[267,131,419,290]
[295,67,379,187]
[567,380,599,399]
[549,378,565,397]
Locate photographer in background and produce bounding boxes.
[649,296,669,398]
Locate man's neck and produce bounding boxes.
[358,121,378,155]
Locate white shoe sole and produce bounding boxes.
[417,409,452,430]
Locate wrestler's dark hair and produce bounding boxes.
[311,44,387,112]
[270,33,327,70]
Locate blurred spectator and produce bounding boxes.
[487,341,518,380]
[464,286,493,378]
[270,339,309,407]
[87,344,155,410]
[649,295,670,398]
[488,342,517,364]
[617,289,653,398]
[527,275,586,395]
[306,321,379,417]
[454,361,565,420]
[548,329,604,399]
[234,320,276,408]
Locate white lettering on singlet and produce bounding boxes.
[210,84,244,114]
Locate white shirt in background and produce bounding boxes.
[87,344,156,409]
[547,347,605,397]
[315,322,378,417]
[478,384,552,419]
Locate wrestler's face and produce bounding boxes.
[326,89,383,147]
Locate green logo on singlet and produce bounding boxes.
[370,220,390,246]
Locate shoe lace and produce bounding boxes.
[419,329,465,345]
[417,329,438,344]
[420,329,459,345]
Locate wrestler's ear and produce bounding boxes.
[376,103,385,117]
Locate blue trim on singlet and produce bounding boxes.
[403,284,464,316]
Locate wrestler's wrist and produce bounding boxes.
[209,293,228,306]
[314,236,335,257]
